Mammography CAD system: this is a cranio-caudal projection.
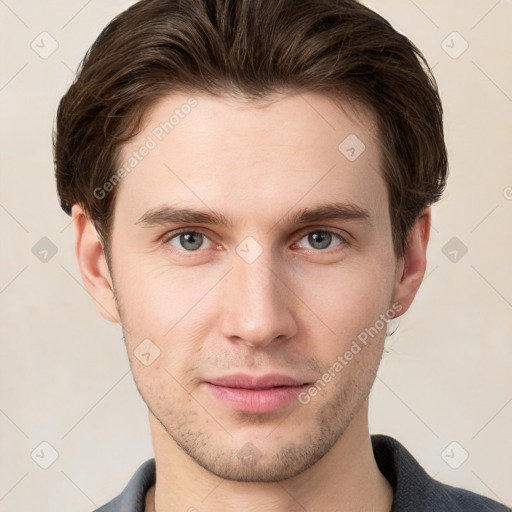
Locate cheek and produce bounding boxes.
[117,260,214,325]
[296,255,395,341]
[115,264,220,370]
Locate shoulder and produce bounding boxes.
[91,459,156,512]
[371,434,511,512]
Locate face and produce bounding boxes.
[99,91,404,481]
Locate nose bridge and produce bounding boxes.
[221,247,296,346]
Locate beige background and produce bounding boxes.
[1,0,511,510]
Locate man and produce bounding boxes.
[53,0,510,511]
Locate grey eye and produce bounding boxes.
[169,232,207,251]
[299,231,341,250]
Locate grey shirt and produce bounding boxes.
[93,434,510,511]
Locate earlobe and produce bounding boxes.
[72,204,120,323]
[391,208,431,318]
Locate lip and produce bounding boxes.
[203,373,309,414]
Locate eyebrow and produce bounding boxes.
[135,201,371,230]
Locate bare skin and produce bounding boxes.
[73,90,430,511]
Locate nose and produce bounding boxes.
[220,251,298,348]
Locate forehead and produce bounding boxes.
[113,91,386,229]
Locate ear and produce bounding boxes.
[71,204,120,323]
[391,207,431,318]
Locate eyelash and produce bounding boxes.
[162,227,348,255]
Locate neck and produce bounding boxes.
[147,402,393,512]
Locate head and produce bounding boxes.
[54,0,447,482]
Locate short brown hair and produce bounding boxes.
[54,0,448,260]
